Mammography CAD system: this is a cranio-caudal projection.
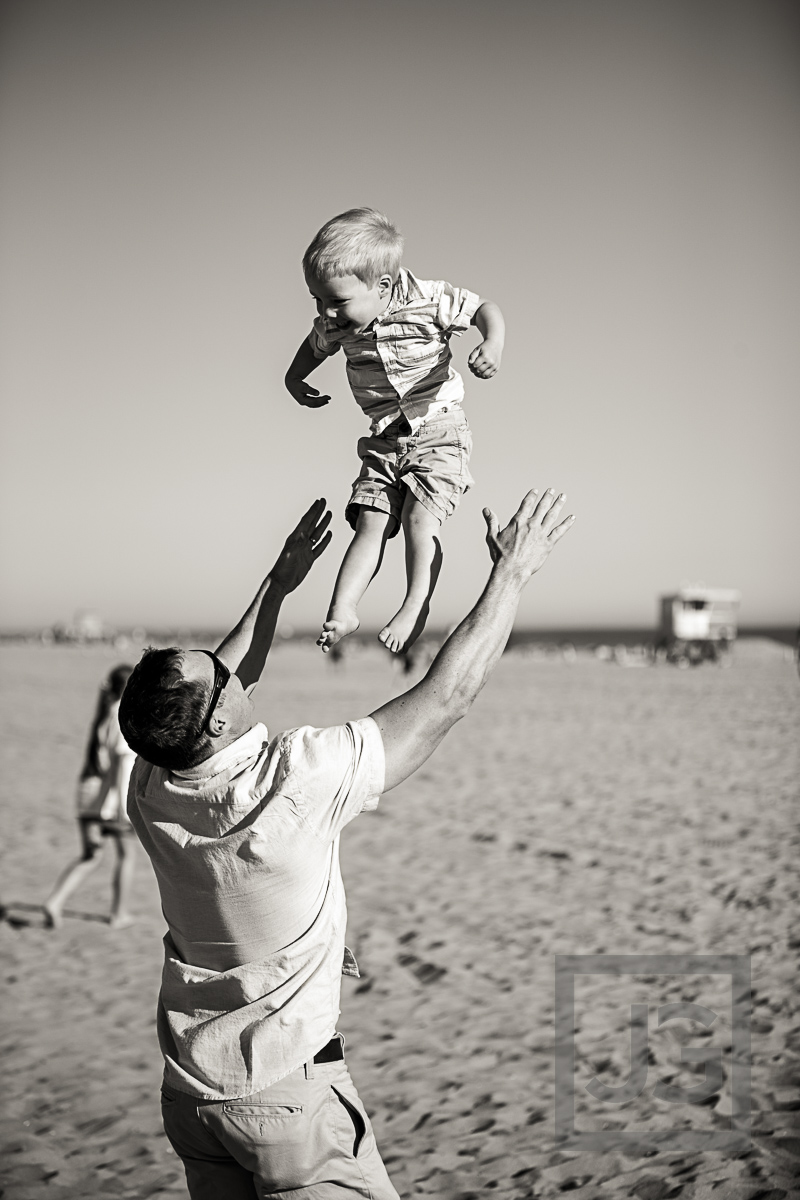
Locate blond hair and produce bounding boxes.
[303,208,404,287]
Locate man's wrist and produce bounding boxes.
[490,557,530,592]
[265,572,290,598]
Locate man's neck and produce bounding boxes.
[194,721,257,765]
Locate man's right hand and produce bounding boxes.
[483,488,575,581]
[285,376,330,408]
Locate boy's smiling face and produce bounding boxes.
[306,272,392,335]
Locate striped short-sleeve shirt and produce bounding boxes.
[308,268,481,434]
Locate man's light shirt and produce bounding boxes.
[128,717,384,1099]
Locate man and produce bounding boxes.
[120,488,574,1198]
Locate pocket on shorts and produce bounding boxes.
[420,415,470,450]
[332,1085,369,1158]
[223,1102,303,1117]
[221,1101,306,1142]
[207,1089,321,1189]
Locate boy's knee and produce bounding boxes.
[404,496,442,533]
[355,505,397,537]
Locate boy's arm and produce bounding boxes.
[215,499,332,690]
[468,300,505,380]
[285,336,331,408]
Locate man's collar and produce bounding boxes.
[171,722,268,782]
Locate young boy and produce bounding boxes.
[285,208,505,654]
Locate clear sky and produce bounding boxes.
[1,0,798,632]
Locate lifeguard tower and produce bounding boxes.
[658,586,741,665]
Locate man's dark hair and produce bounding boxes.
[119,648,212,770]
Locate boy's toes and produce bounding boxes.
[319,612,359,653]
[379,626,400,653]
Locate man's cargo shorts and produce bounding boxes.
[346,409,474,536]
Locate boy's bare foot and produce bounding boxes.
[379,601,428,655]
[109,913,137,930]
[317,607,360,653]
[42,904,63,930]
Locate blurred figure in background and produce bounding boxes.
[43,664,137,929]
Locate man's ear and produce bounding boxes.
[377,274,393,296]
[207,692,229,739]
[207,712,228,739]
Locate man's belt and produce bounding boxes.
[313,1036,345,1064]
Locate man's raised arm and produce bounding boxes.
[370,489,575,792]
[215,499,332,690]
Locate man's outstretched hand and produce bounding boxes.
[271,499,333,594]
[483,488,575,579]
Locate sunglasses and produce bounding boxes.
[195,650,231,733]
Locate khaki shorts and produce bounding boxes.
[161,1052,400,1199]
[347,409,474,535]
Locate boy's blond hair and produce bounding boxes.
[303,208,404,288]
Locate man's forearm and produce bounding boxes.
[215,575,287,690]
[421,563,524,723]
[215,499,333,689]
[372,489,574,791]
[371,563,526,790]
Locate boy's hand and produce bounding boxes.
[285,376,331,407]
[468,339,502,380]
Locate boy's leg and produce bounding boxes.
[317,506,395,653]
[379,491,443,654]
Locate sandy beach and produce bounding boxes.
[1,639,798,1199]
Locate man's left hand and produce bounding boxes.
[271,499,333,594]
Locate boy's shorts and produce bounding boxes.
[346,409,474,536]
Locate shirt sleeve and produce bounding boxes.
[279,717,385,842]
[435,282,481,336]
[308,317,343,360]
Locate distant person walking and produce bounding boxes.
[43,664,137,929]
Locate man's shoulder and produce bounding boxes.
[279,718,380,773]
[275,718,385,834]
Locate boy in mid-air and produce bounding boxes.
[285,208,505,654]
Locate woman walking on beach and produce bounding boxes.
[43,664,137,929]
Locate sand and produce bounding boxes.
[1,640,798,1199]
